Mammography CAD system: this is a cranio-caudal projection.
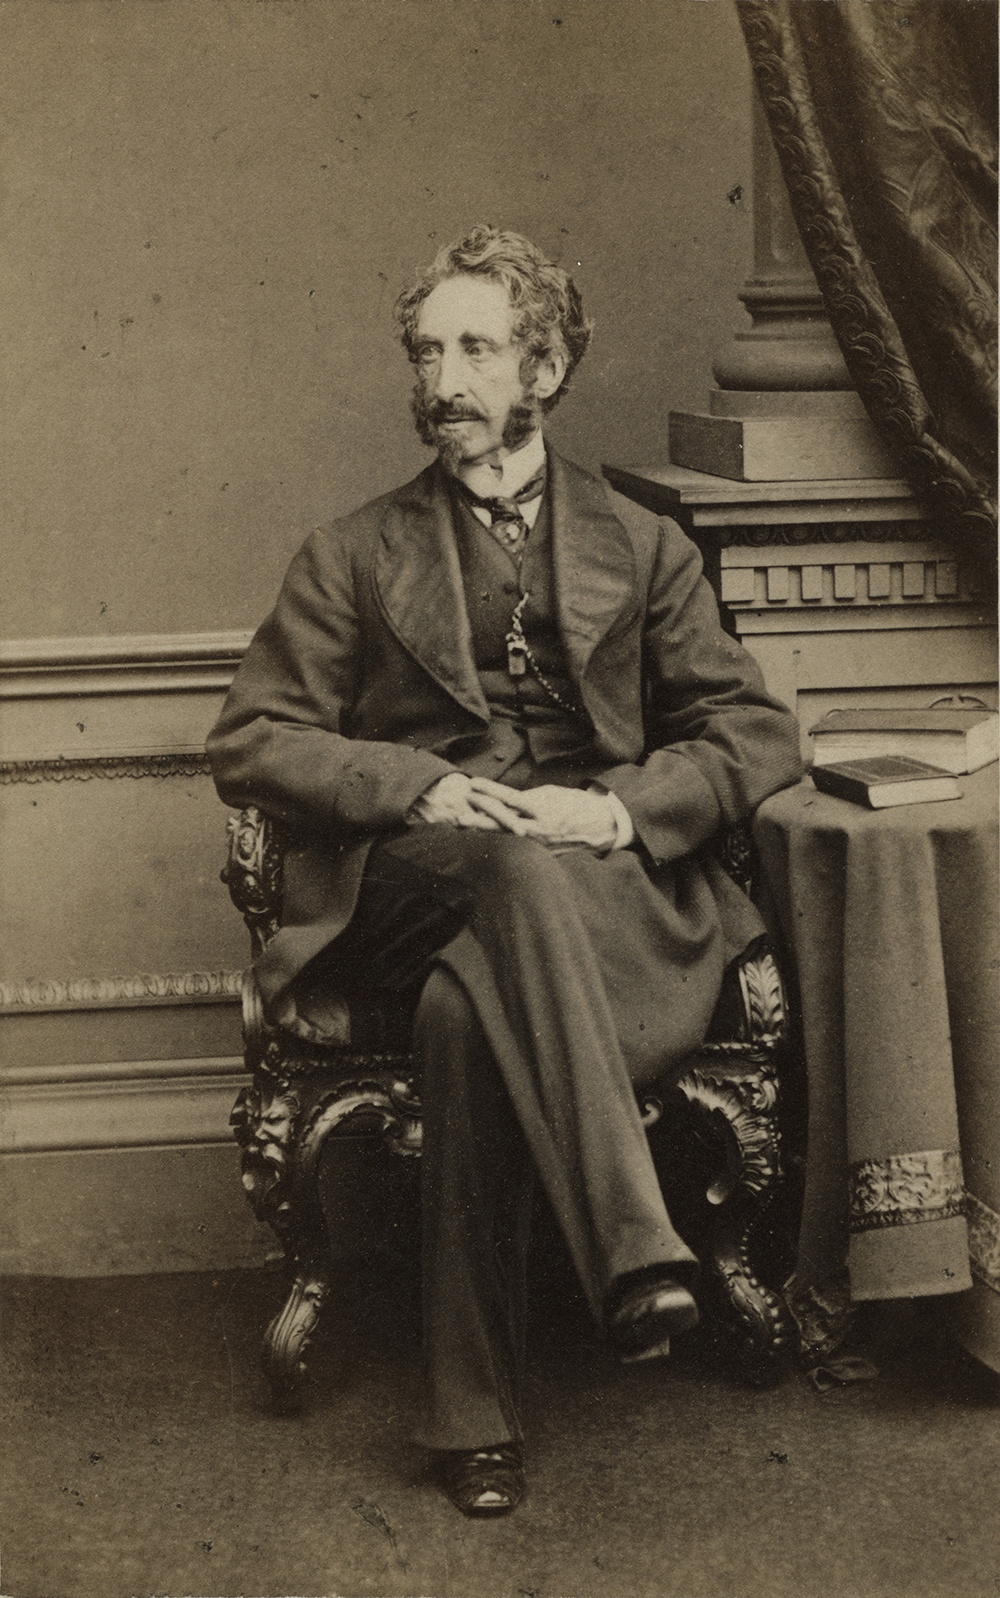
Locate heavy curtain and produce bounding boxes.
[736,0,997,561]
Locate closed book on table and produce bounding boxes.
[809,707,999,775]
[811,756,962,810]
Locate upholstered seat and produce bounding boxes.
[223,806,795,1410]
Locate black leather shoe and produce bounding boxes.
[606,1265,700,1360]
[439,1444,525,1516]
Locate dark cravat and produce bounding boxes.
[457,466,547,563]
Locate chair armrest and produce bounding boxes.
[221,805,286,957]
[712,820,755,900]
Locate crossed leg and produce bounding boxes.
[308,824,702,1447]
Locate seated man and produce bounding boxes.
[207,226,803,1517]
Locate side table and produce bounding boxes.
[753,765,1000,1372]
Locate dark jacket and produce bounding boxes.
[208,448,803,1003]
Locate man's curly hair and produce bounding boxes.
[394,225,593,412]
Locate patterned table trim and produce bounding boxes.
[849,1149,965,1232]
[966,1191,1000,1296]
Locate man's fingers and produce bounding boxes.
[465,791,529,832]
[468,777,518,796]
[461,782,613,848]
[456,808,501,831]
[468,777,536,815]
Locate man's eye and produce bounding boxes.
[416,348,438,366]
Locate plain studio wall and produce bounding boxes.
[1,0,752,640]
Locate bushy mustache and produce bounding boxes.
[410,387,538,457]
[426,399,488,426]
[411,389,486,451]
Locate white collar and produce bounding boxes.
[447,428,547,504]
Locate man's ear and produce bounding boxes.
[531,348,568,403]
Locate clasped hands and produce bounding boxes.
[407,771,619,852]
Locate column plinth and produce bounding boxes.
[670,95,897,482]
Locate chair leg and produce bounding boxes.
[701,1189,794,1387]
[234,1073,423,1412]
[671,1056,795,1385]
[231,1075,329,1411]
[262,1163,335,1414]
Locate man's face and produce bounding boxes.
[410,275,539,470]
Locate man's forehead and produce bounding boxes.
[415,274,516,341]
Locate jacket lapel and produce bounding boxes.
[372,450,639,733]
[548,449,638,688]
[373,463,490,723]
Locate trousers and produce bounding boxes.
[293,823,720,1447]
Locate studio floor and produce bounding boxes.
[1,1239,998,1598]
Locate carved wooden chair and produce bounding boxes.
[223,807,794,1411]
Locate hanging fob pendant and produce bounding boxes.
[506,592,530,677]
[506,632,528,676]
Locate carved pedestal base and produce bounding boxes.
[601,465,996,764]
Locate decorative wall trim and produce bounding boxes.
[722,520,930,548]
[0,969,243,1014]
[0,630,252,699]
[0,752,212,784]
[849,1148,966,1232]
[0,1055,247,1153]
[721,549,984,613]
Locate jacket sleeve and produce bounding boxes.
[206,528,455,836]
[596,518,803,864]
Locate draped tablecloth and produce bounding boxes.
[754,765,1000,1373]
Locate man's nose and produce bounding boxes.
[432,345,467,400]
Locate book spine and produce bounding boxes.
[810,768,875,806]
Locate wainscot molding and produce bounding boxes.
[1,1055,246,1087]
[0,629,252,761]
[0,630,253,699]
[0,969,244,1014]
[0,1055,247,1153]
[0,751,213,784]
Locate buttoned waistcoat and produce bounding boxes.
[207,449,803,1008]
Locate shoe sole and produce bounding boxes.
[610,1282,700,1356]
[619,1335,673,1365]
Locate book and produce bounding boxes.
[809,706,998,775]
[811,756,962,810]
